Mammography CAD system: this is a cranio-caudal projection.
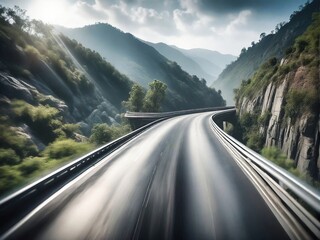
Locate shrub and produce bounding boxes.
[90,123,131,145]
[44,139,87,159]
[24,45,42,61]
[90,124,113,145]
[0,165,22,195]
[0,148,20,166]
[0,125,38,158]
[261,147,295,170]
[246,131,264,152]
[61,123,80,138]
[258,111,271,126]
[18,157,42,176]
[285,89,318,123]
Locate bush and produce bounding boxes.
[24,45,42,61]
[261,147,295,170]
[18,157,42,176]
[247,131,264,152]
[0,125,38,158]
[44,139,90,159]
[0,148,20,166]
[90,124,113,145]
[258,111,271,126]
[90,123,131,145]
[61,123,80,138]
[0,165,22,196]
[285,89,318,123]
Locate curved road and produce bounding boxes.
[7,112,289,240]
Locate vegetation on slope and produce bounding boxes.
[0,5,134,196]
[213,0,318,104]
[232,11,320,185]
[58,23,226,110]
[123,80,167,112]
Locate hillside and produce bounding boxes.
[234,11,320,182]
[170,45,236,86]
[57,24,225,110]
[213,0,319,104]
[0,6,226,195]
[145,42,217,85]
[0,6,135,195]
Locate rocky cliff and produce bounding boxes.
[235,13,320,180]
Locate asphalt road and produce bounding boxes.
[7,112,290,240]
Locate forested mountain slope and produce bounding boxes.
[213,0,319,104]
[234,11,320,182]
[57,24,225,110]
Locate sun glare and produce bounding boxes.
[28,0,69,26]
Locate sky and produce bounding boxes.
[0,0,309,55]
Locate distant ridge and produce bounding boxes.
[212,0,318,104]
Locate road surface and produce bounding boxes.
[6,112,290,240]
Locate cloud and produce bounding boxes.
[0,0,309,55]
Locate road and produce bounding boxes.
[6,112,290,240]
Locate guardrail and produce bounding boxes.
[0,118,167,235]
[0,106,233,236]
[125,106,235,119]
[211,109,320,240]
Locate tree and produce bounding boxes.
[143,80,167,112]
[122,84,145,112]
[90,124,113,145]
[259,32,266,40]
[240,47,247,55]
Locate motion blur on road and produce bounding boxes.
[8,112,289,240]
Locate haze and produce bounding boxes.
[0,0,308,55]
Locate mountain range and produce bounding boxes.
[144,42,236,86]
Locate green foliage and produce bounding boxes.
[284,89,318,123]
[122,84,145,112]
[12,100,62,143]
[90,123,131,145]
[246,131,265,152]
[24,45,42,61]
[18,157,42,176]
[261,147,295,171]
[258,111,271,126]
[0,124,38,158]
[90,124,113,145]
[44,139,91,159]
[234,112,265,152]
[143,80,167,112]
[60,124,80,138]
[0,165,22,195]
[0,148,20,166]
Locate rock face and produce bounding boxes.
[238,66,319,180]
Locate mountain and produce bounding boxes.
[56,24,225,110]
[234,8,320,182]
[213,0,319,104]
[175,47,236,70]
[144,42,217,85]
[172,46,237,84]
[0,23,133,136]
[0,7,226,195]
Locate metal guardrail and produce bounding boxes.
[3,107,316,238]
[0,106,233,236]
[124,106,235,119]
[210,109,320,239]
[0,118,167,235]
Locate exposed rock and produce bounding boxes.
[0,73,35,104]
[238,70,319,180]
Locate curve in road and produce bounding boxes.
[6,112,290,240]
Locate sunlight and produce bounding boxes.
[28,0,68,26]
